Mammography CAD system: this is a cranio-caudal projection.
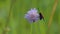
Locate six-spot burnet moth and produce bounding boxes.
[38,8,44,21]
[39,12,44,21]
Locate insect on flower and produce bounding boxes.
[25,8,44,23]
[25,8,39,23]
[38,8,44,21]
[39,12,44,20]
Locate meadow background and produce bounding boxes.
[0,0,60,34]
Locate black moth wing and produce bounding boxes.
[39,12,44,20]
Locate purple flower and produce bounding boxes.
[25,8,39,23]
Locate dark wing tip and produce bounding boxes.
[39,13,44,20]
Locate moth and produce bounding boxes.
[33,12,44,22]
[39,12,44,20]
[38,8,44,21]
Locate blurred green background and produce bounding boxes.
[0,0,60,34]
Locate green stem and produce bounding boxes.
[47,0,58,34]
[2,0,16,34]
[30,24,32,34]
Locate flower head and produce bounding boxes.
[25,8,39,23]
